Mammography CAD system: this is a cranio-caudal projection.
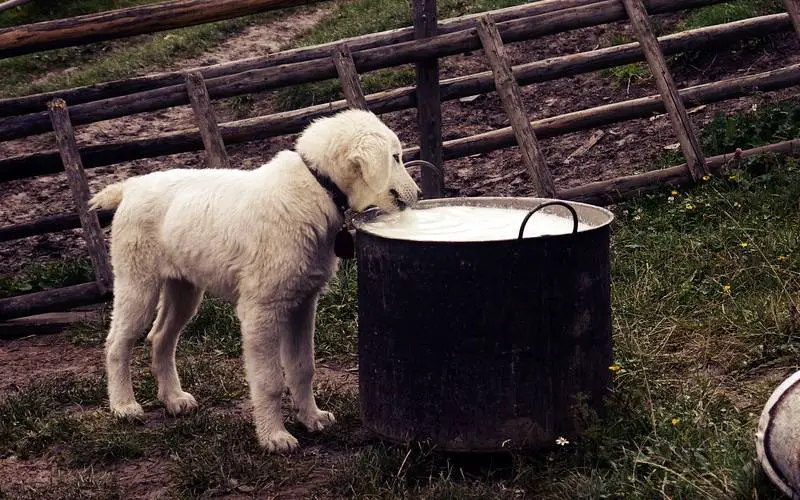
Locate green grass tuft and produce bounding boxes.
[681,0,785,30]
[0,258,93,299]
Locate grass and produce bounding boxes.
[601,0,785,89]
[601,34,652,90]
[2,2,800,492]
[273,0,531,112]
[0,258,93,299]
[4,101,798,498]
[681,0,785,31]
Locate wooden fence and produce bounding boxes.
[1,0,799,322]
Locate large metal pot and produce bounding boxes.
[351,197,615,452]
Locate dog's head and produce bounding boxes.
[295,109,421,213]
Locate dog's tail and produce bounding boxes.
[89,182,124,210]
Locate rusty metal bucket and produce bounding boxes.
[352,197,615,452]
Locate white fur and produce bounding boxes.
[90,110,419,452]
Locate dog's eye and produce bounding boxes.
[392,153,400,163]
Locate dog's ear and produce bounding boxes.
[348,133,391,192]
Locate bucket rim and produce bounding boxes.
[351,196,615,244]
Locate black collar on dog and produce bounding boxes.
[297,152,349,216]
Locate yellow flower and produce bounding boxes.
[671,190,679,196]
[729,175,738,181]
[702,175,710,181]
[685,203,695,210]
[671,418,681,426]
[608,363,622,373]
[739,242,748,248]
[778,255,787,262]
[723,284,732,293]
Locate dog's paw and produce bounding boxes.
[110,401,144,420]
[299,409,336,432]
[258,430,300,453]
[162,391,198,416]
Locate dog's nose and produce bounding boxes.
[390,189,409,211]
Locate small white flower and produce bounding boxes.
[751,103,758,112]
[556,436,569,446]
[667,196,675,203]
[633,215,641,221]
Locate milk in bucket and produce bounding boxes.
[359,205,589,242]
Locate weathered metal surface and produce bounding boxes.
[353,197,614,452]
[757,369,800,498]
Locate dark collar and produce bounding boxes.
[297,152,349,215]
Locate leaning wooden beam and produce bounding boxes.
[0,311,101,339]
[47,99,114,294]
[622,0,708,180]
[784,0,800,37]
[0,0,608,117]
[476,15,555,197]
[560,139,800,205]
[332,44,369,110]
[186,72,230,169]
[0,0,722,141]
[0,0,320,59]
[413,0,445,198]
[2,60,797,183]
[0,209,114,242]
[0,282,109,321]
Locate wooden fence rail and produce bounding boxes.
[0,0,320,59]
[1,0,799,322]
[2,137,797,321]
[0,13,792,183]
[0,0,636,117]
[0,0,724,141]
[3,62,799,243]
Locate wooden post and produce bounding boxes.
[784,0,800,37]
[621,0,708,180]
[47,99,114,294]
[413,0,444,198]
[476,15,556,198]
[186,71,231,169]
[332,44,369,110]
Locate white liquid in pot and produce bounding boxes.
[360,205,590,242]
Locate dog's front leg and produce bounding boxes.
[238,301,299,452]
[282,294,336,432]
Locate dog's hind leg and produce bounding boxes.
[147,278,204,416]
[105,276,160,419]
[237,299,299,452]
[282,294,336,432]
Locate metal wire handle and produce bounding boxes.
[404,159,442,180]
[518,201,579,240]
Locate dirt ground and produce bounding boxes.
[1,4,799,497]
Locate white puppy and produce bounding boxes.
[89,109,420,452]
